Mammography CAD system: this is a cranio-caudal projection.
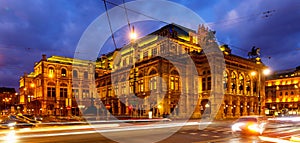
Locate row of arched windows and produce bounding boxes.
[47,67,89,79]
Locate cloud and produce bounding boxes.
[212,0,300,70]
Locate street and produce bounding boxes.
[0,119,300,143]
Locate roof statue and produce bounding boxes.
[248,46,260,58]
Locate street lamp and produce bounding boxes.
[252,68,271,115]
[2,97,11,115]
[129,26,137,41]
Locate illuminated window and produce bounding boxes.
[49,67,54,78]
[175,77,179,91]
[72,89,79,98]
[139,79,144,92]
[107,87,112,96]
[61,68,67,77]
[170,77,175,90]
[82,89,89,99]
[114,85,118,95]
[150,77,157,90]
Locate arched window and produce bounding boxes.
[61,68,67,77]
[48,67,54,78]
[223,72,228,90]
[231,72,237,93]
[238,74,244,94]
[73,70,78,78]
[246,75,251,95]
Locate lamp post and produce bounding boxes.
[2,97,11,115]
[252,68,270,115]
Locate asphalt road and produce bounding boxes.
[0,120,299,143]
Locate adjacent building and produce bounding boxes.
[0,87,17,115]
[19,55,105,116]
[265,66,300,116]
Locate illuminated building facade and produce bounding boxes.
[96,24,267,119]
[19,24,267,119]
[19,55,104,116]
[265,66,300,116]
[0,87,17,115]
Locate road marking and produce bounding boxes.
[190,133,197,135]
[212,135,220,138]
[200,134,208,136]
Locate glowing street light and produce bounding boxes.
[129,26,137,41]
[251,71,257,76]
[263,68,271,75]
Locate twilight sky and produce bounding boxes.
[0,0,299,90]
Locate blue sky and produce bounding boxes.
[0,0,300,89]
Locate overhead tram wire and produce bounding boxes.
[103,0,118,50]
[122,0,131,31]
[102,0,169,25]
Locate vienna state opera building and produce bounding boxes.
[19,24,267,119]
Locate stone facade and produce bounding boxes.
[265,66,300,116]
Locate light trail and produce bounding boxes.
[0,121,211,140]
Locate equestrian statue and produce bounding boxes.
[248,46,260,58]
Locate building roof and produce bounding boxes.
[0,87,16,94]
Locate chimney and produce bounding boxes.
[42,54,47,61]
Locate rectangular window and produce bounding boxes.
[108,87,112,96]
[143,51,148,59]
[175,77,179,91]
[130,82,134,93]
[202,78,206,91]
[47,87,56,97]
[170,77,175,90]
[207,77,211,90]
[72,89,79,98]
[60,88,68,98]
[152,48,157,56]
[82,89,89,99]
[114,86,118,96]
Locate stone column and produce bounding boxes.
[235,97,240,118]
[242,100,248,116]
[125,98,129,115]
[249,99,255,115]
[227,96,233,118]
[118,100,121,115]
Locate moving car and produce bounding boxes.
[0,115,36,129]
[231,116,268,135]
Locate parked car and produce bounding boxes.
[231,116,268,135]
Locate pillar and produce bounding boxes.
[235,98,240,118]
